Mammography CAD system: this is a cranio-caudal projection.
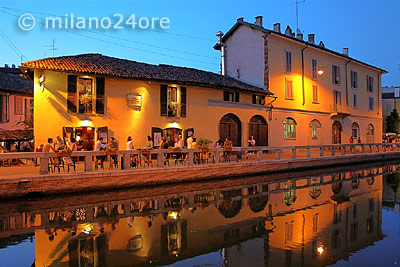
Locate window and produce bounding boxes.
[353,93,358,108]
[252,94,265,105]
[312,59,318,80]
[14,96,23,115]
[352,122,360,138]
[350,223,358,241]
[332,65,341,85]
[285,51,292,73]
[366,216,374,233]
[283,182,296,204]
[309,119,321,139]
[334,90,341,109]
[387,104,392,111]
[223,91,239,102]
[285,78,293,99]
[368,97,374,111]
[283,117,296,139]
[313,213,319,232]
[351,71,358,89]
[353,204,358,219]
[367,76,374,92]
[0,94,8,123]
[168,87,177,102]
[369,198,374,211]
[312,85,318,103]
[78,78,93,113]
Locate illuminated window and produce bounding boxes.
[285,51,292,73]
[283,182,296,204]
[283,117,296,139]
[252,94,265,105]
[309,119,321,139]
[312,59,318,80]
[285,78,293,100]
[78,78,93,113]
[312,85,318,103]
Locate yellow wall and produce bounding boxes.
[34,69,270,148]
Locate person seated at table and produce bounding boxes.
[95,137,107,165]
[146,136,153,149]
[55,135,65,151]
[44,138,55,152]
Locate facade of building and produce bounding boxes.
[0,66,34,151]
[21,54,273,150]
[214,17,387,146]
[382,86,400,132]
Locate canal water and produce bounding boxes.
[0,162,399,267]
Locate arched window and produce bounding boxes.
[351,122,360,138]
[366,124,374,143]
[309,119,322,139]
[332,121,342,144]
[283,117,297,139]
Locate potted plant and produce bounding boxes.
[105,147,117,155]
[196,138,212,152]
[168,101,178,117]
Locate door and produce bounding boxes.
[97,126,109,143]
[152,127,163,148]
[332,121,342,144]
[220,113,242,147]
[249,115,268,146]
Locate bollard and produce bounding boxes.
[84,155,93,172]
[39,157,49,175]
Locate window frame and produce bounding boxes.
[350,70,358,89]
[312,58,318,80]
[283,117,297,140]
[14,96,23,115]
[367,75,374,93]
[353,93,358,109]
[309,119,321,140]
[252,94,265,105]
[332,65,341,85]
[285,50,292,73]
[77,77,94,114]
[0,94,9,123]
[368,97,374,111]
[312,84,318,103]
[285,78,294,100]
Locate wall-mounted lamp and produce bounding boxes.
[39,75,46,92]
[317,67,325,75]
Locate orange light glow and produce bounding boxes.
[317,69,324,75]
[317,246,324,254]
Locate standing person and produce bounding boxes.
[126,136,134,150]
[349,136,354,144]
[357,137,361,144]
[146,136,153,149]
[177,135,184,149]
[247,136,256,158]
[192,138,197,149]
[95,137,107,167]
[187,135,194,149]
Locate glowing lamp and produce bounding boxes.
[80,120,92,127]
[169,122,178,128]
[317,68,324,75]
[317,246,324,254]
[168,211,178,220]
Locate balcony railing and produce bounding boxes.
[0,142,399,176]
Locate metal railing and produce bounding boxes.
[0,142,399,176]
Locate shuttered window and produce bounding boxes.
[96,77,105,114]
[67,75,77,113]
[235,92,240,102]
[180,87,186,117]
[160,84,168,116]
[0,95,8,122]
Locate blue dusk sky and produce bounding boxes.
[0,0,399,86]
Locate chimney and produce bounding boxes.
[342,48,349,56]
[12,64,16,68]
[319,41,325,48]
[308,34,315,44]
[273,23,281,33]
[237,17,244,22]
[255,16,263,27]
[297,33,303,40]
[285,26,293,36]
[216,31,227,76]
[4,64,9,68]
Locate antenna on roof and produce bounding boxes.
[44,39,57,57]
[291,0,305,34]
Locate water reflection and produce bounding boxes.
[1,163,400,266]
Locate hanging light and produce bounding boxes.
[317,67,325,75]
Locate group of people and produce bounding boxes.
[349,136,362,144]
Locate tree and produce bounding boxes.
[386,109,400,133]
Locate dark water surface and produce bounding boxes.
[0,162,399,267]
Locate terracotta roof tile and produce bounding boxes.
[21,54,272,95]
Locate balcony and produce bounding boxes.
[330,104,351,118]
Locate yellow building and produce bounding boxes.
[20,54,273,149]
[214,17,387,145]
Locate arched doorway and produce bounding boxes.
[366,124,374,143]
[351,122,360,138]
[220,113,242,147]
[249,115,268,146]
[332,121,342,144]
